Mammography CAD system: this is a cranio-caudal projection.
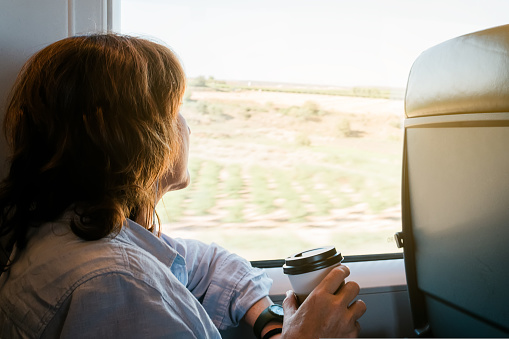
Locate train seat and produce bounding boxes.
[399,24,509,337]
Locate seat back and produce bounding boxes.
[401,24,509,337]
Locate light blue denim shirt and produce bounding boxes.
[0,214,272,338]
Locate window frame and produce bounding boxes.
[251,252,403,268]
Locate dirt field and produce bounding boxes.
[158,88,405,259]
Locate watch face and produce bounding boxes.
[269,304,284,317]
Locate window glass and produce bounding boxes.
[121,0,509,260]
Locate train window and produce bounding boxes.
[121,0,508,261]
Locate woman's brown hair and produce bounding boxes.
[0,34,186,270]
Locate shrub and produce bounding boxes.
[189,76,207,87]
[197,101,208,114]
[295,133,312,146]
[336,118,352,137]
[301,101,320,116]
[184,90,193,102]
[283,101,324,120]
[208,104,224,116]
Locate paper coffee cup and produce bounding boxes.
[283,246,343,303]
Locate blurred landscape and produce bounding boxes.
[157,77,405,260]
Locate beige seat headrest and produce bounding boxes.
[405,24,509,118]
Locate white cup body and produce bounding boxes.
[287,262,341,303]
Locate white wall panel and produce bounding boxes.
[71,0,107,35]
[0,0,117,179]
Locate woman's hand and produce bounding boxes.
[281,265,366,339]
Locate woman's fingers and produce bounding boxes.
[282,290,298,318]
[337,281,361,307]
[349,299,367,319]
[318,265,351,295]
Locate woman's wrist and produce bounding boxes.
[245,297,283,338]
[262,328,282,339]
[261,321,283,339]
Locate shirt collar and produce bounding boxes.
[115,218,179,268]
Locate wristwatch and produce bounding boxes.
[253,304,284,339]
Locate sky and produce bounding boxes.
[121,0,509,88]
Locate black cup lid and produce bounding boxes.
[283,246,343,275]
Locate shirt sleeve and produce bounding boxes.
[161,235,273,330]
[43,271,221,339]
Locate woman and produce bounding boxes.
[0,34,365,338]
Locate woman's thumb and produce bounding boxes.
[282,290,298,317]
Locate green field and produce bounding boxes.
[157,82,404,260]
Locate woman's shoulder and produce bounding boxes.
[16,216,178,287]
[0,217,183,337]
